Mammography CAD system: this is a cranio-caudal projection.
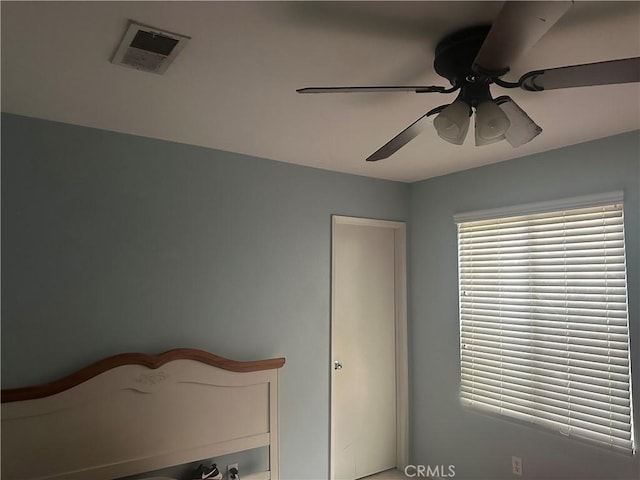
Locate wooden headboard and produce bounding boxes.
[1,349,285,480]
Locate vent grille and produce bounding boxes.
[112,22,190,74]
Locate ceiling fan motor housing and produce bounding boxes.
[434,25,491,87]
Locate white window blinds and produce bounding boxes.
[456,195,635,455]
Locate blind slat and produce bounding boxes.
[461,397,633,453]
[460,360,630,396]
[462,346,630,373]
[460,370,631,415]
[460,358,630,392]
[461,367,631,408]
[460,309,629,325]
[460,295,628,311]
[462,337,630,365]
[461,325,630,352]
[460,392,632,440]
[460,384,632,431]
[461,348,630,377]
[461,321,630,344]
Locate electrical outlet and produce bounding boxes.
[512,456,522,477]
[227,463,239,480]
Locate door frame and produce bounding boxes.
[330,215,409,479]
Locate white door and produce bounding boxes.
[331,216,408,480]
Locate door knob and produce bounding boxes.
[334,361,343,370]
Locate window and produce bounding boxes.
[455,192,635,454]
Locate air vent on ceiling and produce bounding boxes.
[112,22,190,74]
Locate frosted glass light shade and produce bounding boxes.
[475,126,504,146]
[475,100,511,143]
[434,100,471,145]
[496,97,543,147]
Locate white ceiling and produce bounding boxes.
[2,1,639,182]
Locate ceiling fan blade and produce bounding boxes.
[366,106,444,162]
[519,57,640,91]
[473,1,573,75]
[297,85,452,94]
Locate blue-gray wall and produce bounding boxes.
[409,131,639,480]
[0,113,409,480]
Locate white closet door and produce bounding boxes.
[332,219,398,480]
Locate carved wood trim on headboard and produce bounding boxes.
[1,348,286,403]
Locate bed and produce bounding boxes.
[1,348,285,480]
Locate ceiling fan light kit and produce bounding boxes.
[297,1,640,162]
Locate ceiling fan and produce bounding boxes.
[296,1,640,161]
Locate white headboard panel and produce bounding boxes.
[1,349,285,480]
